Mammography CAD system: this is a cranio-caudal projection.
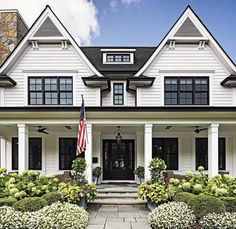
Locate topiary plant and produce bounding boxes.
[71,158,87,185]
[148,202,196,229]
[134,166,144,178]
[173,192,196,206]
[13,197,48,212]
[92,167,102,178]
[42,192,63,205]
[220,196,236,212]
[149,158,166,184]
[189,194,226,219]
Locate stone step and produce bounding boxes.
[97,188,138,194]
[97,193,138,198]
[89,198,147,206]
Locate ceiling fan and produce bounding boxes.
[37,126,48,135]
[194,126,207,134]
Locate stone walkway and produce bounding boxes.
[86,206,151,229]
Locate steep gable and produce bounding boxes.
[174,18,203,37]
[0,5,102,76]
[136,6,236,76]
[33,16,63,37]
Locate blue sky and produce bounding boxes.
[93,0,236,62]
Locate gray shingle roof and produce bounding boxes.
[80,47,156,75]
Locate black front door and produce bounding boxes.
[103,140,135,180]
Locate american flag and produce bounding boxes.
[76,97,86,155]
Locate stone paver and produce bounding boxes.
[86,206,150,229]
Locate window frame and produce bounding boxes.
[152,138,179,170]
[103,53,134,64]
[28,76,73,105]
[59,138,84,170]
[195,138,226,170]
[113,83,124,105]
[164,77,209,105]
[12,137,42,170]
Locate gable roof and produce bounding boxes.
[135,5,236,76]
[0,5,102,76]
[81,47,156,75]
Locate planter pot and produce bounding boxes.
[92,176,97,184]
[97,176,102,185]
[77,197,87,209]
[139,177,144,184]
[147,200,158,211]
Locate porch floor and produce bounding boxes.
[96,184,138,193]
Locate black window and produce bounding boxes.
[12,137,42,170]
[164,77,209,105]
[29,77,73,105]
[195,138,226,170]
[106,54,130,63]
[59,138,84,170]
[12,138,18,170]
[113,83,124,105]
[152,138,178,170]
[29,138,42,170]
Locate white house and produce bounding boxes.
[0,5,236,183]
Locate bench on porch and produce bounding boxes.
[55,171,72,183]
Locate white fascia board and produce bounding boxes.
[0,6,102,77]
[100,49,136,52]
[135,7,236,76]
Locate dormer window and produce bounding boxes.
[101,49,135,64]
[106,54,130,63]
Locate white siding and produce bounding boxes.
[4,44,100,107]
[140,44,232,106]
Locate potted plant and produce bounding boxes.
[92,167,102,185]
[134,166,144,184]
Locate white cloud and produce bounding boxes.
[121,0,140,6]
[109,0,118,11]
[0,0,100,45]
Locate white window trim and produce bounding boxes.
[161,72,213,106]
[25,73,76,106]
[110,81,126,106]
[103,53,134,64]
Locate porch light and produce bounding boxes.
[114,126,123,144]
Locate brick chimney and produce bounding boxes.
[0,10,28,65]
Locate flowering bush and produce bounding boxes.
[148,202,196,229]
[138,182,168,204]
[0,202,89,229]
[149,158,166,183]
[200,212,236,229]
[0,169,59,200]
[58,182,97,203]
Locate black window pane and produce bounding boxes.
[59,138,84,170]
[164,77,209,105]
[106,54,131,62]
[113,83,124,105]
[152,138,178,170]
[29,138,42,170]
[195,138,226,170]
[12,138,18,170]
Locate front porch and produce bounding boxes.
[0,121,236,183]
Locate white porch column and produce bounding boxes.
[85,123,92,184]
[17,124,29,173]
[144,124,153,181]
[208,123,219,178]
[0,137,6,168]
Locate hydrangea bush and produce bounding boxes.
[148,202,196,229]
[0,202,89,229]
[200,212,236,229]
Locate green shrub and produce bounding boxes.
[189,194,226,219]
[148,202,196,229]
[0,197,17,207]
[71,158,87,185]
[42,191,62,205]
[149,158,166,183]
[173,192,196,205]
[200,212,236,229]
[13,197,48,212]
[221,196,236,212]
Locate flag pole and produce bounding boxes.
[81,94,89,145]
